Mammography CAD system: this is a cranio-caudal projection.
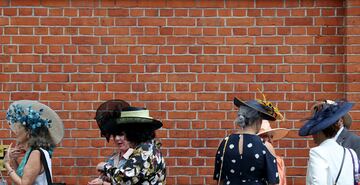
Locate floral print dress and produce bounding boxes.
[104,140,166,185]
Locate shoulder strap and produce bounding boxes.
[335,147,346,184]
[38,149,53,185]
[218,136,230,185]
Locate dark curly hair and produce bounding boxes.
[111,127,156,147]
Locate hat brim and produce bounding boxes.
[234,97,276,121]
[258,128,289,141]
[7,100,64,144]
[105,117,163,133]
[299,102,354,136]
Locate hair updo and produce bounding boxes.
[234,105,262,128]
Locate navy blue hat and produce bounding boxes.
[299,100,354,136]
[234,97,283,121]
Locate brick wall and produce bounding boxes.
[0,0,359,184]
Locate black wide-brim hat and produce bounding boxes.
[234,97,283,121]
[299,101,354,136]
[95,100,162,141]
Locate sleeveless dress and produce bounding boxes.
[18,148,52,185]
[213,134,279,185]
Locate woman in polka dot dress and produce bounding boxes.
[213,97,283,185]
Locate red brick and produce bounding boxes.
[256,18,283,26]
[256,37,283,45]
[256,0,283,7]
[168,18,195,26]
[108,8,129,16]
[197,18,224,26]
[255,56,282,63]
[11,0,40,6]
[227,18,254,26]
[11,17,39,25]
[71,18,99,26]
[285,18,313,26]
[138,18,165,26]
[315,36,342,44]
[286,36,313,44]
[41,18,69,26]
[41,0,70,6]
[226,0,254,8]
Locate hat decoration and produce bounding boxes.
[6,100,64,144]
[256,93,283,121]
[299,100,354,136]
[6,104,52,133]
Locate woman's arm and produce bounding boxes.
[6,150,43,185]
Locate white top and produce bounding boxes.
[306,138,357,185]
[33,148,52,185]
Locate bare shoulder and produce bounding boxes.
[28,150,41,162]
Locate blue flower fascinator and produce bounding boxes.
[6,100,64,144]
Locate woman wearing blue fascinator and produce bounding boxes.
[4,100,64,185]
[299,100,360,185]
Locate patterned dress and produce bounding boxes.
[213,134,279,185]
[104,140,166,185]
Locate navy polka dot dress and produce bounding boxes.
[213,134,279,185]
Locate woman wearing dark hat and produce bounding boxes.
[92,100,166,185]
[299,100,359,185]
[4,100,64,185]
[213,96,283,185]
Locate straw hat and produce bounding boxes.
[6,100,64,144]
[257,120,289,141]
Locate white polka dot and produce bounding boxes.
[240,172,242,175]
[216,173,219,178]
[262,150,266,154]
[276,172,279,177]
[247,143,253,148]
[230,169,235,173]
[255,154,259,159]
[217,151,220,154]
[273,159,276,163]
[229,144,234,149]
[226,181,230,185]
[242,180,246,182]
[250,167,255,171]
[231,159,236,163]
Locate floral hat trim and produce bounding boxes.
[256,93,284,120]
[6,104,52,133]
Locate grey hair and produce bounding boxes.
[234,105,262,128]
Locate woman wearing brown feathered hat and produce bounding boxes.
[90,100,166,185]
